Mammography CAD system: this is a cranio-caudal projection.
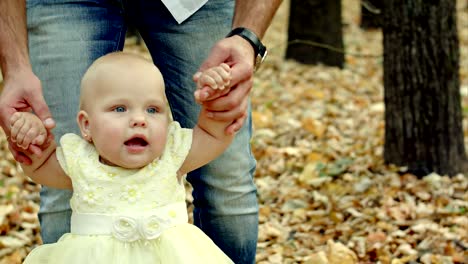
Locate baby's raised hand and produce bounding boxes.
[193,63,231,103]
[10,112,47,151]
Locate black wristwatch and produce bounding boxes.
[226,27,268,72]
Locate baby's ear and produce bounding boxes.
[77,110,92,141]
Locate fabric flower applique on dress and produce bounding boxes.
[121,184,142,204]
[79,185,102,206]
[112,215,172,242]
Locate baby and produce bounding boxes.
[10,52,235,263]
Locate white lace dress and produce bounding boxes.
[23,122,233,264]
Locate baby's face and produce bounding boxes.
[80,65,170,169]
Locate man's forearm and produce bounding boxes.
[0,0,30,77]
[232,0,283,39]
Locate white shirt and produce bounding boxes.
[161,0,208,24]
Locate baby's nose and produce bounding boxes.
[131,116,147,127]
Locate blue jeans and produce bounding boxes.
[27,0,258,263]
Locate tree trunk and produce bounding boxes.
[360,0,383,29]
[286,0,344,68]
[383,0,466,176]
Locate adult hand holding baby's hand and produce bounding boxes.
[9,112,50,161]
[193,63,231,103]
[194,35,255,135]
[0,69,56,164]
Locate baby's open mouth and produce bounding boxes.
[124,137,148,147]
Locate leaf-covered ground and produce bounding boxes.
[0,1,467,263]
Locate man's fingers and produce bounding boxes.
[194,89,212,102]
[230,62,253,88]
[7,140,32,165]
[43,118,55,130]
[16,153,32,165]
[206,96,248,121]
[225,114,247,135]
[43,133,55,148]
[206,105,246,122]
[29,144,43,157]
[27,89,55,130]
[202,79,251,112]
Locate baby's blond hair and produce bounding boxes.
[79,52,167,111]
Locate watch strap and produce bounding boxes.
[226,27,267,58]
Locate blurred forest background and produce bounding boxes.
[0,0,467,263]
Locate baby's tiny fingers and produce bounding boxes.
[220,63,230,71]
[213,66,231,80]
[10,116,26,142]
[32,134,46,145]
[9,112,23,127]
[17,124,33,149]
[20,138,33,150]
[21,128,41,149]
[204,68,227,88]
[222,79,231,89]
[212,66,231,86]
[193,72,202,82]
[199,74,218,89]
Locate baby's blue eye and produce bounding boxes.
[147,107,157,114]
[114,106,126,112]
